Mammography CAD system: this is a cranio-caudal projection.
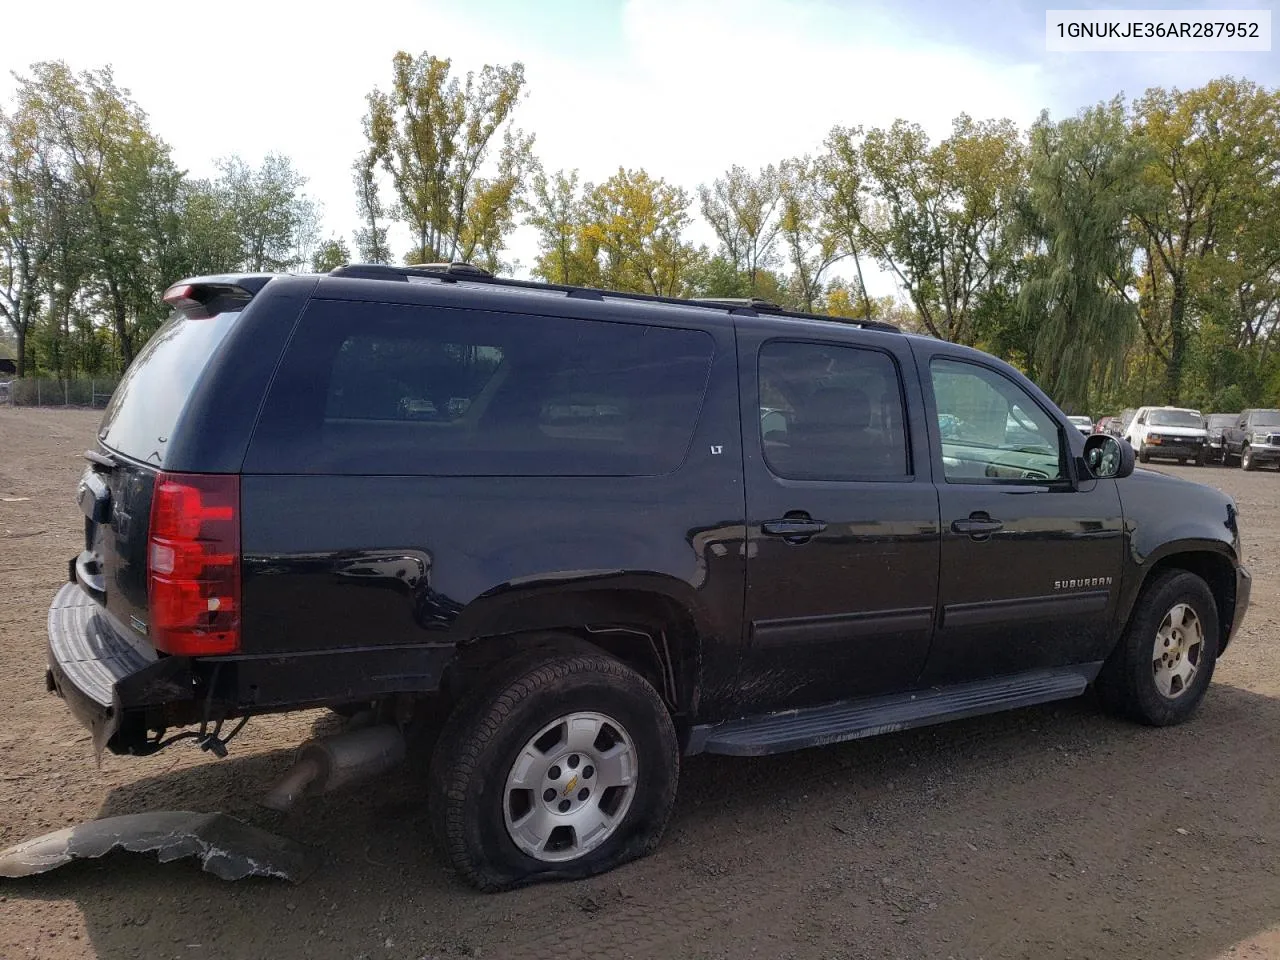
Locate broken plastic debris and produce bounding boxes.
[0,811,317,883]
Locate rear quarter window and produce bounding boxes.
[244,300,716,476]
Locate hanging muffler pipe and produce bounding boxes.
[260,724,406,812]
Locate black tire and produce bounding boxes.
[1178,458,1187,465]
[1194,451,1207,466]
[428,651,679,891]
[1095,570,1219,726]
[1242,445,1256,471]
[1138,445,1151,464]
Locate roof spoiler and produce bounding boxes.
[162,275,272,319]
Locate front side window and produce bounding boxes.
[930,358,1065,482]
[758,341,910,481]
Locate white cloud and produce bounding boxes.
[0,0,1049,293]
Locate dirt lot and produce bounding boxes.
[1,406,1279,960]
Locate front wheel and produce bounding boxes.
[1096,570,1219,726]
[1242,446,1256,471]
[1138,445,1151,464]
[428,652,679,891]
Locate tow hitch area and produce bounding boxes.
[0,811,316,883]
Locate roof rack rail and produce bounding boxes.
[325,262,902,332]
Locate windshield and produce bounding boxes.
[1249,411,1280,427]
[1207,414,1236,428]
[1068,416,1092,425]
[98,310,242,465]
[1148,410,1204,428]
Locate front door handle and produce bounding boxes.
[762,517,828,543]
[951,513,1004,540]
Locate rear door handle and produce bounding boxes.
[762,517,828,542]
[951,514,1004,539]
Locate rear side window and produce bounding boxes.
[98,310,241,466]
[758,340,910,481]
[245,300,716,476]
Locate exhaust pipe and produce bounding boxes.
[261,724,406,812]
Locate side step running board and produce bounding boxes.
[686,665,1099,757]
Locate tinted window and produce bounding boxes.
[1248,410,1280,427]
[1148,410,1203,427]
[1207,414,1236,429]
[246,300,715,476]
[98,310,242,465]
[758,341,909,481]
[930,359,1064,482]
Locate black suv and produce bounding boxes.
[47,264,1251,890]
[1221,409,1280,470]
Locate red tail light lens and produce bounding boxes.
[148,472,240,655]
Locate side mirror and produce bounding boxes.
[1083,434,1134,480]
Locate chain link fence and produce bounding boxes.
[1,377,118,408]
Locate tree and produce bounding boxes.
[216,153,317,272]
[0,95,58,376]
[364,51,531,269]
[311,236,351,273]
[528,167,599,286]
[1020,99,1144,412]
[818,128,876,320]
[698,164,782,296]
[849,115,1026,344]
[1131,78,1280,400]
[580,167,702,296]
[777,157,841,312]
[352,150,390,263]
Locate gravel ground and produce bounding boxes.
[1,406,1278,960]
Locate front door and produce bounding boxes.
[919,351,1124,685]
[737,326,941,714]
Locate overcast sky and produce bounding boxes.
[2,0,1276,291]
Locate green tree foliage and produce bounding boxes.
[215,153,317,272]
[833,116,1026,344]
[698,164,782,296]
[1131,78,1280,402]
[311,236,351,273]
[1020,99,1143,412]
[364,51,532,268]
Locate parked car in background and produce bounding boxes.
[1125,406,1209,465]
[1206,413,1237,464]
[1095,416,1115,435]
[1110,408,1137,439]
[1067,415,1093,436]
[1222,409,1280,470]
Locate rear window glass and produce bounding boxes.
[245,300,715,476]
[98,311,241,465]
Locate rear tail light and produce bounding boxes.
[148,473,240,655]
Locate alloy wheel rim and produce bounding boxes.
[1152,603,1204,699]
[502,711,638,862]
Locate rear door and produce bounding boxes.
[736,322,940,714]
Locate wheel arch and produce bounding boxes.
[1118,545,1240,654]
[443,576,710,724]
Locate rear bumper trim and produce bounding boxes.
[46,583,193,755]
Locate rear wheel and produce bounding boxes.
[1242,446,1256,471]
[1096,570,1218,726]
[428,651,678,891]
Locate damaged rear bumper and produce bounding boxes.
[46,582,195,755]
